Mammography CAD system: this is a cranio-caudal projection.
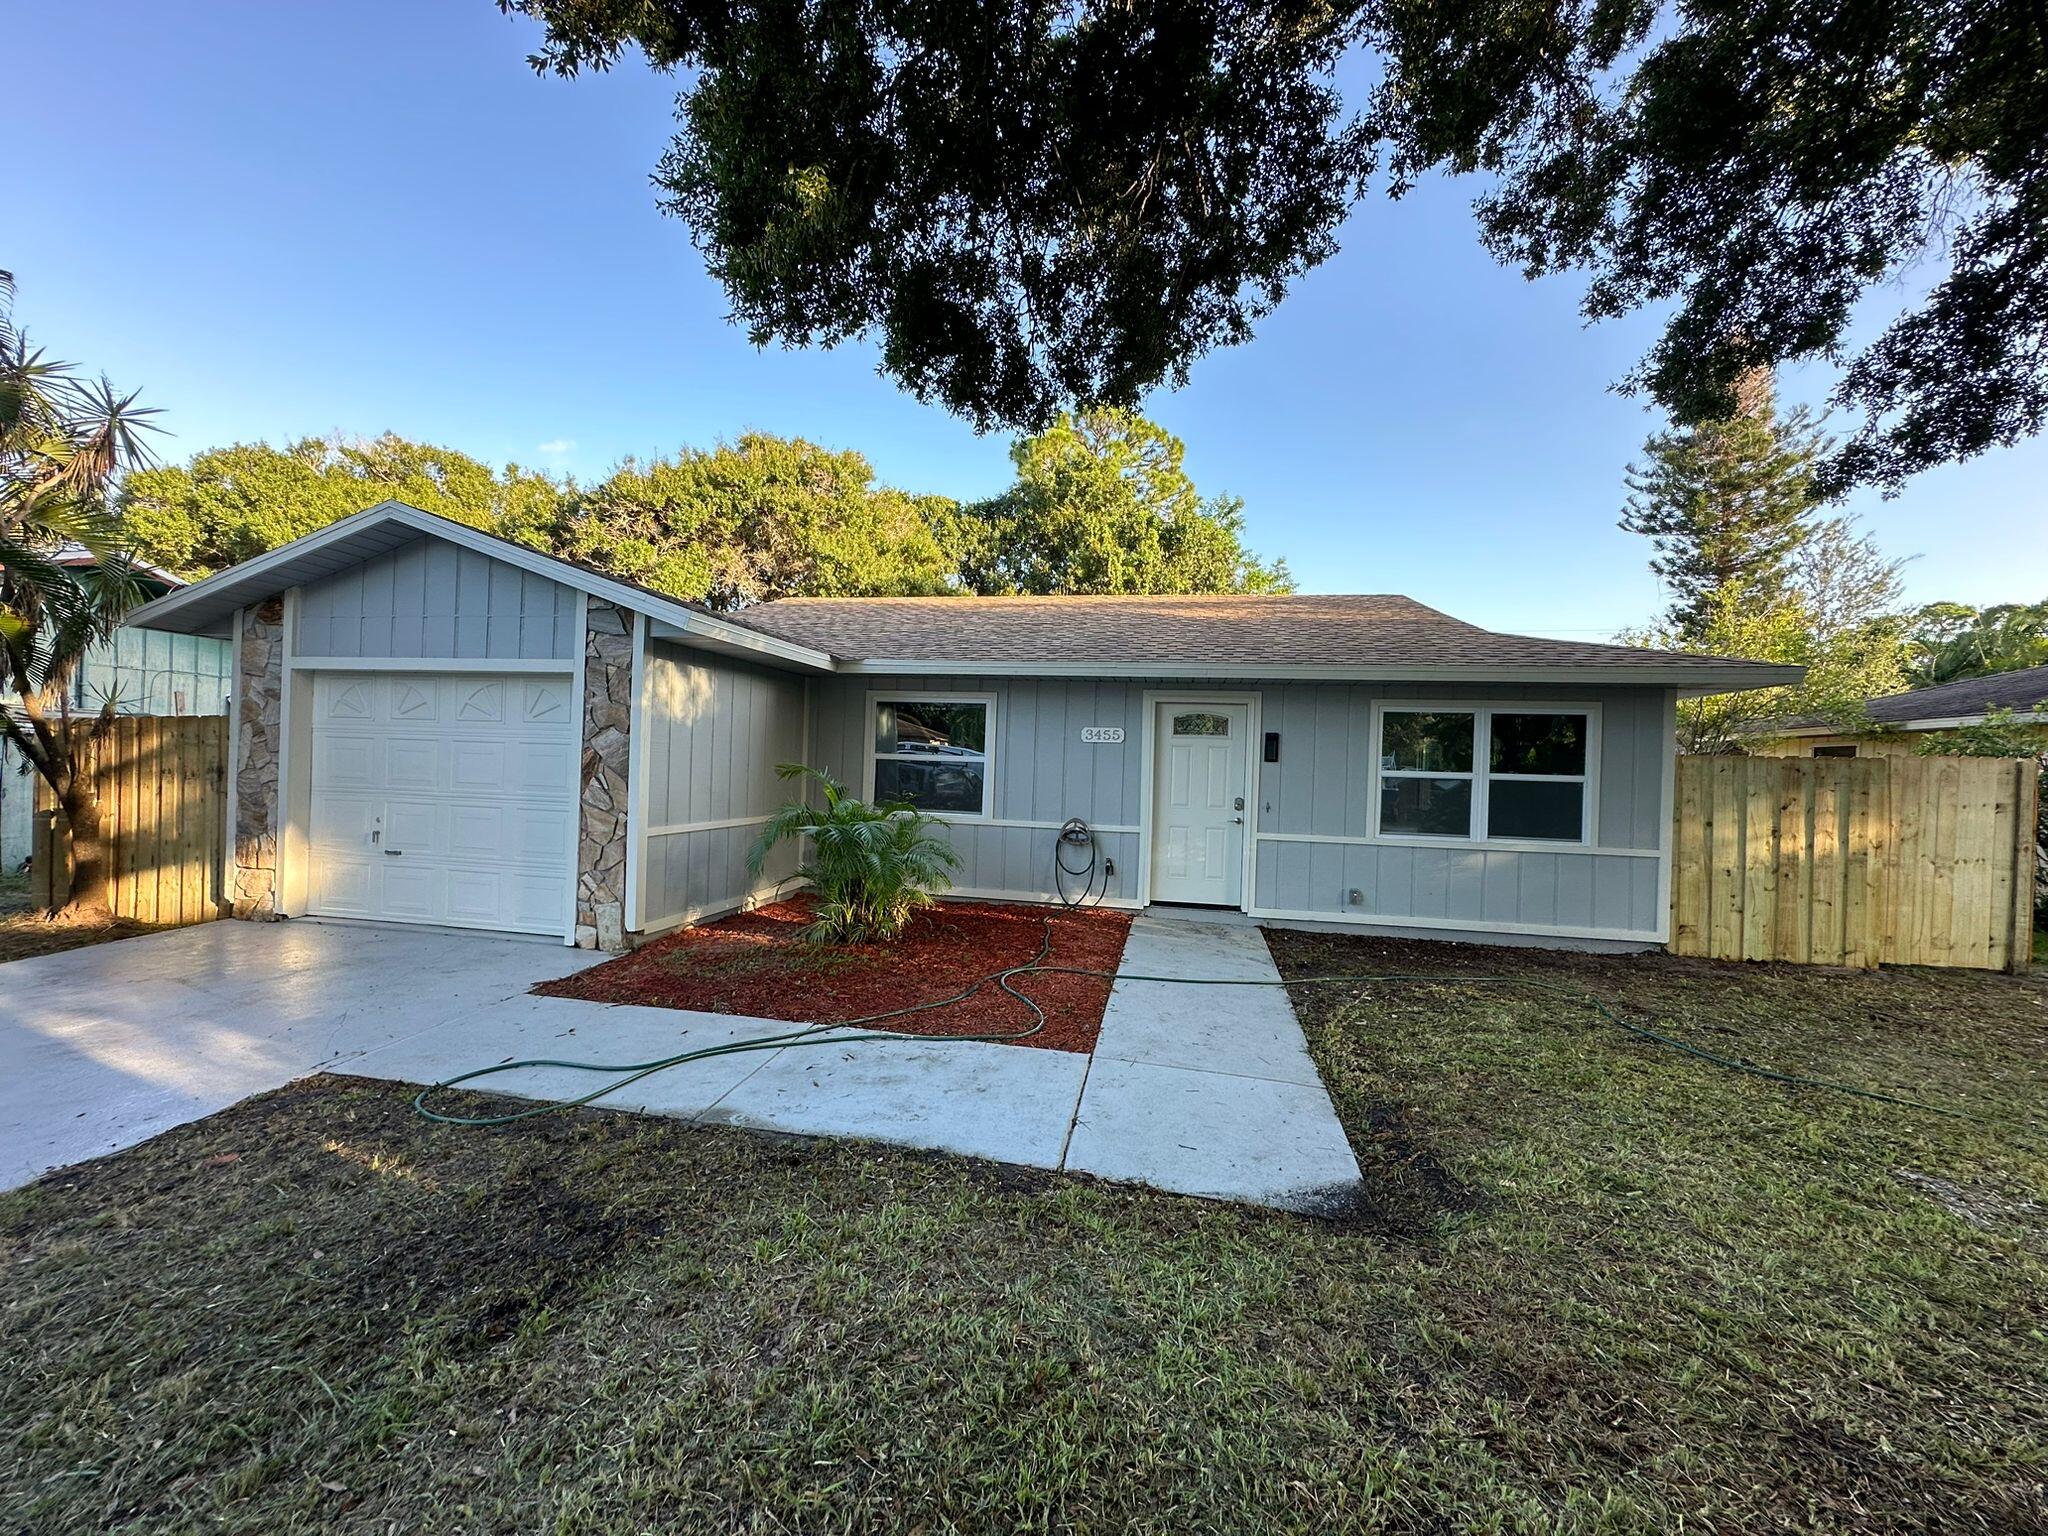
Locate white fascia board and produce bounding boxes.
[838,657,1806,691]
[1891,711,2048,730]
[1769,710,2046,736]
[642,616,835,671]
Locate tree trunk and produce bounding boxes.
[60,781,111,918]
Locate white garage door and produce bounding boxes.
[308,672,576,935]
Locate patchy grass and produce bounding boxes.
[0,870,171,964]
[3,943,2045,1534]
[1269,930,2048,1535]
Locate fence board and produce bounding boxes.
[1672,752,2033,972]
[30,716,229,926]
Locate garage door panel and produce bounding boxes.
[513,743,571,795]
[310,669,573,936]
[509,872,561,927]
[513,807,572,863]
[450,740,508,794]
[383,800,442,854]
[323,680,374,722]
[524,681,572,724]
[316,735,379,791]
[310,857,374,916]
[447,805,496,861]
[453,681,505,722]
[378,861,443,919]
[445,867,503,923]
[390,682,439,722]
[384,737,440,792]
[310,793,377,849]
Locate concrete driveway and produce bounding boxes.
[4,913,1362,1211]
[0,920,600,1189]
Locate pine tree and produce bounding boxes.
[1620,369,1825,642]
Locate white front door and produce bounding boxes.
[1149,701,1249,907]
[308,672,576,935]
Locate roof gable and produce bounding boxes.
[123,500,1802,693]
[121,502,837,671]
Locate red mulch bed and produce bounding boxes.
[537,898,1133,1053]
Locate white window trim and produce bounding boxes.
[863,689,998,822]
[1368,701,1602,850]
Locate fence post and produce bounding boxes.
[2010,758,2041,975]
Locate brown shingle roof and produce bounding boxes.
[725,592,1788,677]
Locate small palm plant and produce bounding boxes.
[747,764,962,943]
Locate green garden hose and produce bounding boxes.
[411,914,1967,1128]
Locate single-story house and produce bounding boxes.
[1754,664,2048,758]
[123,501,1797,952]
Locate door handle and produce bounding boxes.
[1231,815,1244,825]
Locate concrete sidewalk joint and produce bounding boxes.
[1060,914,1363,1210]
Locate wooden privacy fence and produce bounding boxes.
[1671,753,2039,972]
[29,715,230,924]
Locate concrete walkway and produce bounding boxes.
[6,912,1362,1211]
[1064,914,1363,1207]
[348,910,1364,1210]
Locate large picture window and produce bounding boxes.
[871,696,992,817]
[1375,706,1593,844]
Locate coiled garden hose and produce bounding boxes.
[411,911,1967,1129]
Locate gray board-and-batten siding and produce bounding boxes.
[637,641,809,932]
[293,536,580,661]
[807,675,1674,941]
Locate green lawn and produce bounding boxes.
[3,935,2044,1534]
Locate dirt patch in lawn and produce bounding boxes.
[0,878,174,964]
[538,897,1133,1053]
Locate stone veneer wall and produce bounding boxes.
[231,598,285,919]
[576,599,635,951]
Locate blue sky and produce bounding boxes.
[11,0,2044,638]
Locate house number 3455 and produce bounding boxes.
[1080,726,1124,743]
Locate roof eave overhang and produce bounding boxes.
[1768,708,2046,736]
[831,657,1807,692]
[122,501,839,673]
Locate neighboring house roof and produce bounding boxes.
[52,542,185,591]
[122,499,1802,691]
[726,592,1796,687]
[1773,664,2048,735]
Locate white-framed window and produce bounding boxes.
[1374,704,1596,845]
[868,692,995,818]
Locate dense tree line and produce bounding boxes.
[119,408,1288,606]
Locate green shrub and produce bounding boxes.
[747,764,961,943]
